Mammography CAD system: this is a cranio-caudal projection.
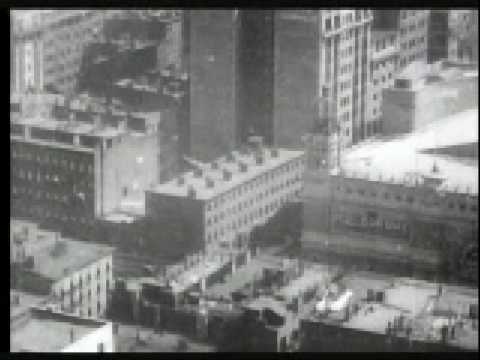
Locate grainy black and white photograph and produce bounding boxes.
[9,8,478,353]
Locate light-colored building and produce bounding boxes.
[10,306,113,352]
[382,60,478,135]
[10,219,114,320]
[302,108,478,269]
[146,138,305,254]
[10,93,161,238]
[11,10,108,94]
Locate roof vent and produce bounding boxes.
[177,177,185,185]
[239,162,248,173]
[187,186,196,199]
[256,155,264,165]
[432,162,439,174]
[211,161,219,170]
[206,177,214,188]
[226,153,235,162]
[194,168,203,178]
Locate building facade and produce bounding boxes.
[146,139,305,255]
[274,10,373,149]
[368,30,399,135]
[382,61,478,135]
[10,93,161,238]
[11,10,108,94]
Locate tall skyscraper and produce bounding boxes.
[186,10,373,162]
[274,10,373,147]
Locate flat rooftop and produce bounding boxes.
[10,290,48,319]
[12,222,114,281]
[10,309,105,352]
[339,108,478,194]
[307,271,478,351]
[151,148,304,200]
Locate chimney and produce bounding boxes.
[226,153,235,163]
[255,154,264,165]
[211,161,219,170]
[205,177,214,188]
[239,162,248,173]
[70,328,75,343]
[194,168,203,178]
[177,176,185,185]
[223,169,232,181]
[187,186,196,199]
[271,149,279,158]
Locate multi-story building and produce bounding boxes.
[276,10,373,147]
[185,10,372,162]
[302,108,478,275]
[372,10,430,70]
[145,138,305,256]
[428,10,479,64]
[368,29,399,135]
[382,60,478,135]
[11,10,108,94]
[10,219,114,320]
[11,306,113,352]
[10,93,161,239]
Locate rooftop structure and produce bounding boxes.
[339,108,478,195]
[304,272,478,351]
[152,147,304,201]
[10,290,48,319]
[11,308,113,352]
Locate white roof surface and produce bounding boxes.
[339,109,478,195]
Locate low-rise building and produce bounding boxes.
[382,60,478,135]
[145,138,305,256]
[11,219,114,320]
[11,307,113,352]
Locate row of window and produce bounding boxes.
[12,149,94,173]
[12,203,93,224]
[13,168,93,188]
[206,177,302,226]
[205,159,304,212]
[339,185,477,212]
[205,191,301,244]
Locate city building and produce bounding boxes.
[185,10,372,162]
[11,306,113,352]
[145,138,305,256]
[302,108,478,276]
[11,10,108,94]
[300,272,478,352]
[10,93,161,238]
[372,10,430,70]
[428,10,479,64]
[275,10,373,147]
[382,61,478,135]
[184,10,239,162]
[10,219,114,319]
[368,29,399,135]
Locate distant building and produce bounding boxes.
[145,138,305,256]
[11,10,108,94]
[10,93,161,239]
[369,29,399,135]
[10,219,114,320]
[10,307,113,352]
[382,61,478,135]
[302,108,478,273]
[372,10,430,70]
